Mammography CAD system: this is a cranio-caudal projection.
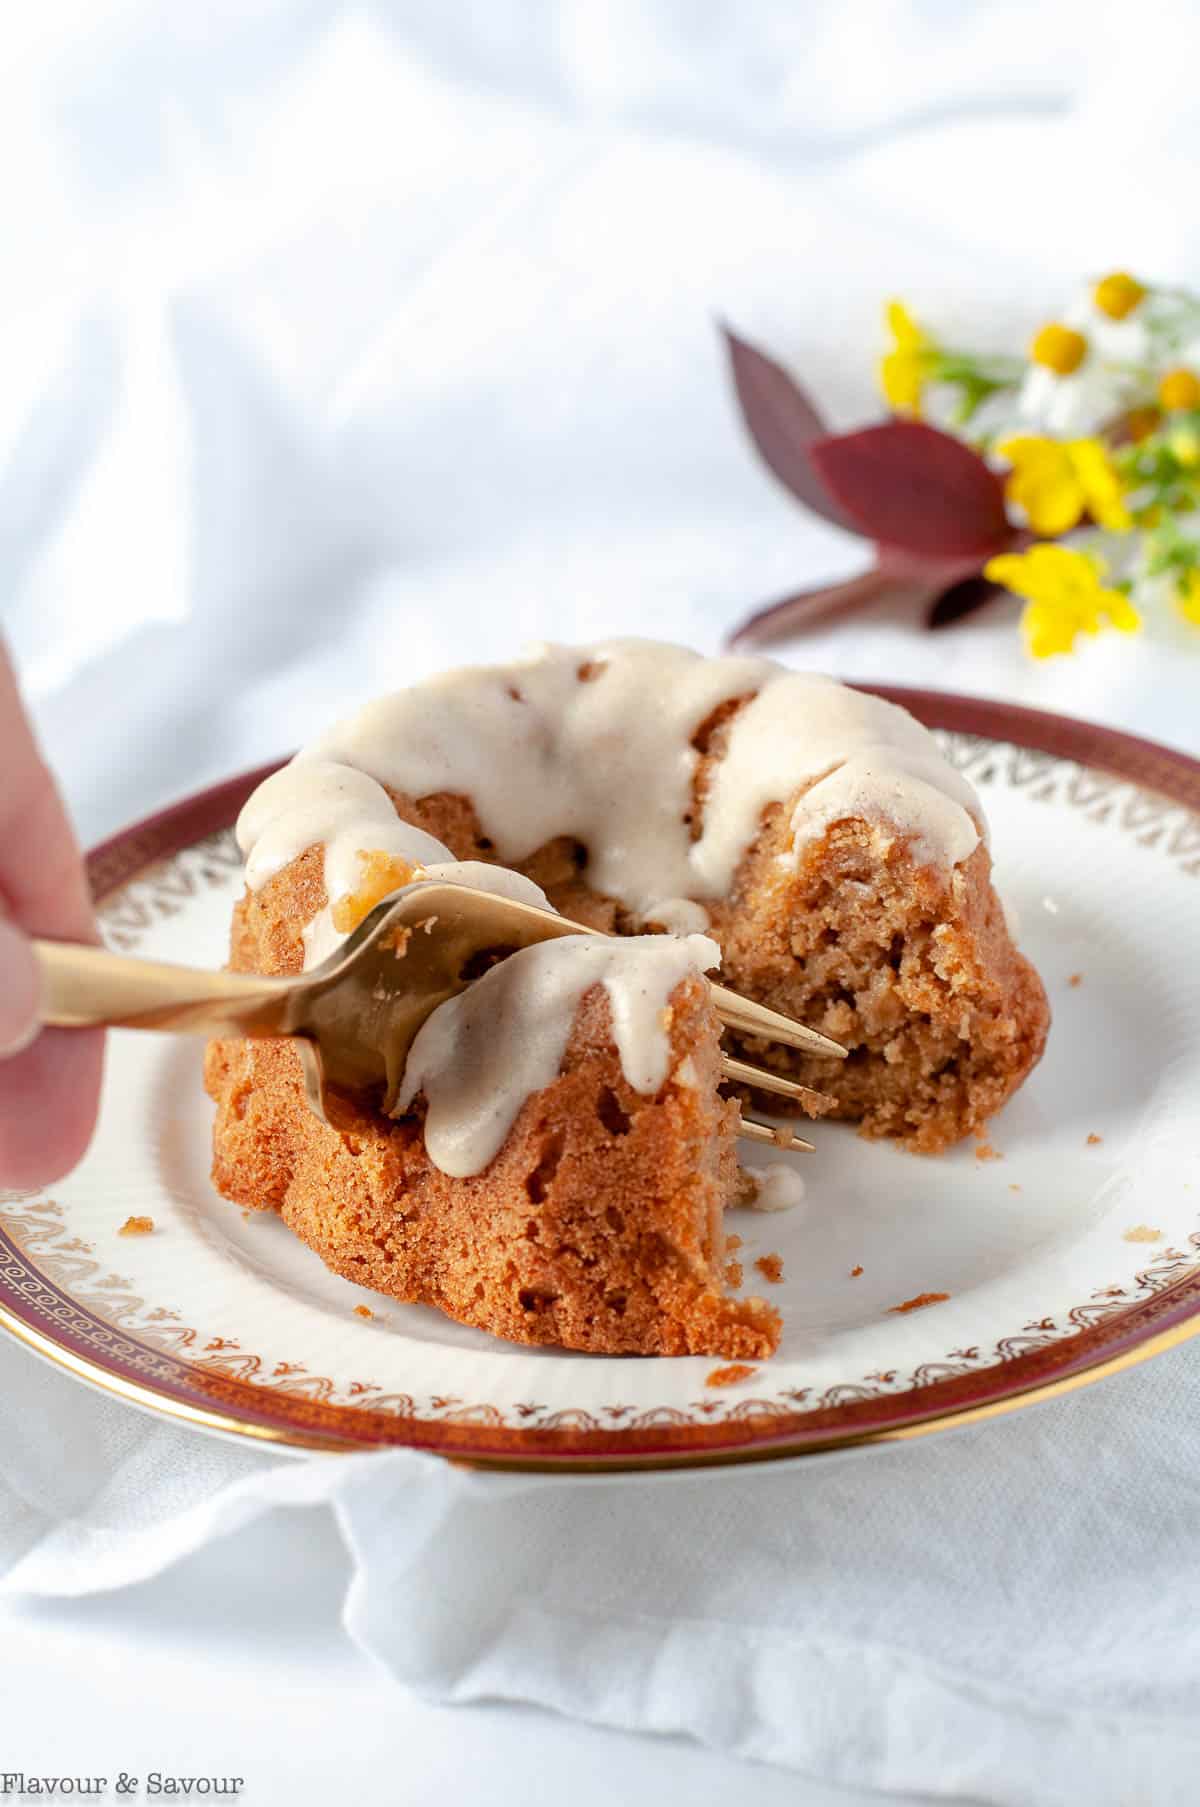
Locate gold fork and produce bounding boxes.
[34,881,845,1152]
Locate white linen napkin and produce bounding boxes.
[6,1327,1200,1803]
[4,6,1200,1801]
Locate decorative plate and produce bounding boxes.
[3,691,1200,1470]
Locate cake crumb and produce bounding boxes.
[1086,1132,1103,1146]
[850,1265,864,1278]
[975,1140,1002,1163]
[889,1291,950,1315]
[242,1210,254,1222]
[1123,1225,1162,1244]
[1008,1183,1022,1193]
[743,1165,806,1213]
[725,1234,743,1254]
[755,1253,784,1284]
[1068,972,1083,988]
[354,1304,375,1319]
[706,1363,756,1388]
[119,1215,155,1237]
[724,1259,744,1289]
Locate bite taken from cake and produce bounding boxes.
[205,639,1048,1358]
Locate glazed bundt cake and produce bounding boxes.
[205,640,1049,1357]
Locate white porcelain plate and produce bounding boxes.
[3,688,1200,1468]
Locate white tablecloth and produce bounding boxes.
[3,5,1200,1803]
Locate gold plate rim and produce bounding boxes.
[4,1285,1198,1471]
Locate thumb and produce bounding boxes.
[0,917,40,1058]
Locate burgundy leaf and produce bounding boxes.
[875,545,991,583]
[722,326,858,534]
[927,573,1008,630]
[724,545,994,650]
[725,566,931,651]
[809,421,1011,558]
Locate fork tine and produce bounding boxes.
[294,1035,331,1126]
[719,1053,832,1113]
[354,886,847,1063]
[738,1116,815,1153]
[710,984,846,1060]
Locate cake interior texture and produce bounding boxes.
[206,641,1050,1358]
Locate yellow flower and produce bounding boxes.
[1030,323,1088,375]
[998,436,1132,536]
[1177,569,1200,625]
[1093,272,1146,320]
[1159,367,1200,412]
[879,300,933,416]
[984,545,1141,659]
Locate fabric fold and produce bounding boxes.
[8,1330,1200,1798]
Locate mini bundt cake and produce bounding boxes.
[205,639,1049,1356]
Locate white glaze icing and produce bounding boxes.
[743,1165,808,1213]
[692,670,982,881]
[238,761,450,892]
[236,763,553,967]
[299,640,776,922]
[395,932,720,1177]
[644,897,712,935]
[252,641,981,937]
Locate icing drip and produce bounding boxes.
[644,897,711,935]
[235,763,551,967]
[693,673,984,880]
[239,761,452,893]
[395,932,720,1177]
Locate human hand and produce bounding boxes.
[0,643,104,1186]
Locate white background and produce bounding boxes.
[3,3,1200,1802]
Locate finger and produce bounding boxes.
[0,1029,104,1188]
[0,643,97,940]
[0,917,40,1056]
[0,641,105,1186]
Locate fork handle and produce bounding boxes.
[33,939,294,1036]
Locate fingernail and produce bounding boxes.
[0,918,40,1058]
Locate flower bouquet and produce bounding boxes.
[724,273,1200,658]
